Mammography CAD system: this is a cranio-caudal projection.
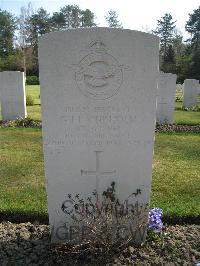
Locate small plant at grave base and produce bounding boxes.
[182,105,200,112]
[175,95,182,102]
[26,94,34,106]
[15,117,41,128]
[0,117,42,128]
[148,208,163,232]
[147,208,163,243]
[55,182,149,264]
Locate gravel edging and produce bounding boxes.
[156,124,200,133]
[0,222,199,265]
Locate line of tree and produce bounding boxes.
[0,3,199,83]
[0,4,121,77]
[154,7,200,82]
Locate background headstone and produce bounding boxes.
[156,72,177,124]
[0,71,27,120]
[39,28,159,243]
[197,83,200,95]
[183,79,199,108]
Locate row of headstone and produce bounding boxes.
[0,71,27,120]
[0,72,198,124]
[156,75,200,124]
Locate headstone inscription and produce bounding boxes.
[38,28,159,243]
[0,71,27,120]
[156,72,177,124]
[183,79,199,108]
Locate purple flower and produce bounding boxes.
[148,208,163,232]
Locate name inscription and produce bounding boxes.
[44,104,153,148]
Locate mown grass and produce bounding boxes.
[152,132,200,217]
[0,128,199,218]
[174,90,200,125]
[0,128,47,214]
[26,85,41,121]
[174,110,200,125]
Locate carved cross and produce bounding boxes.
[81,151,116,195]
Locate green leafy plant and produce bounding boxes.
[26,94,34,106]
[14,117,41,127]
[56,182,148,264]
[182,105,200,112]
[0,117,41,128]
[175,95,182,102]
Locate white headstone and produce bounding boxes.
[39,28,159,243]
[0,71,27,120]
[156,73,177,124]
[183,79,199,108]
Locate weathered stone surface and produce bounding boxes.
[0,71,27,120]
[156,72,177,124]
[39,28,159,243]
[183,79,199,108]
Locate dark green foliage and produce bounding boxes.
[27,8,51,55]
[172,33,185,59]
[185,6,200,51]
[51,12,65,31]
[81,9,96,27]
[185,6,200,81]
[0,9,16,57]
[59,5,81,28]
[164,45,175,63]
[26,76,39,85]
[154,13,176,58]
[176,54,192,83]
[161,45,176,73]
[51,6,96,31]
[19,5,95,75]
[188,48,200,80]
[154,9,200,81]
[0,4,199,83]
[51,5,96,30]
[25,8,51,75]
[105,10,123,28]
[0,49,24,71]
[0,5,94,74]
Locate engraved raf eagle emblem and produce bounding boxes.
[70,40,128,100]
[76,62,121,87]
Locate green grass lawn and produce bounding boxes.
[0,128,199,218]
[0,86,199,219]
[174,90,200,125]
[0,128,47,214]
[26,85,41,121]
[152,132,200,217]
[174,110,200,125]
